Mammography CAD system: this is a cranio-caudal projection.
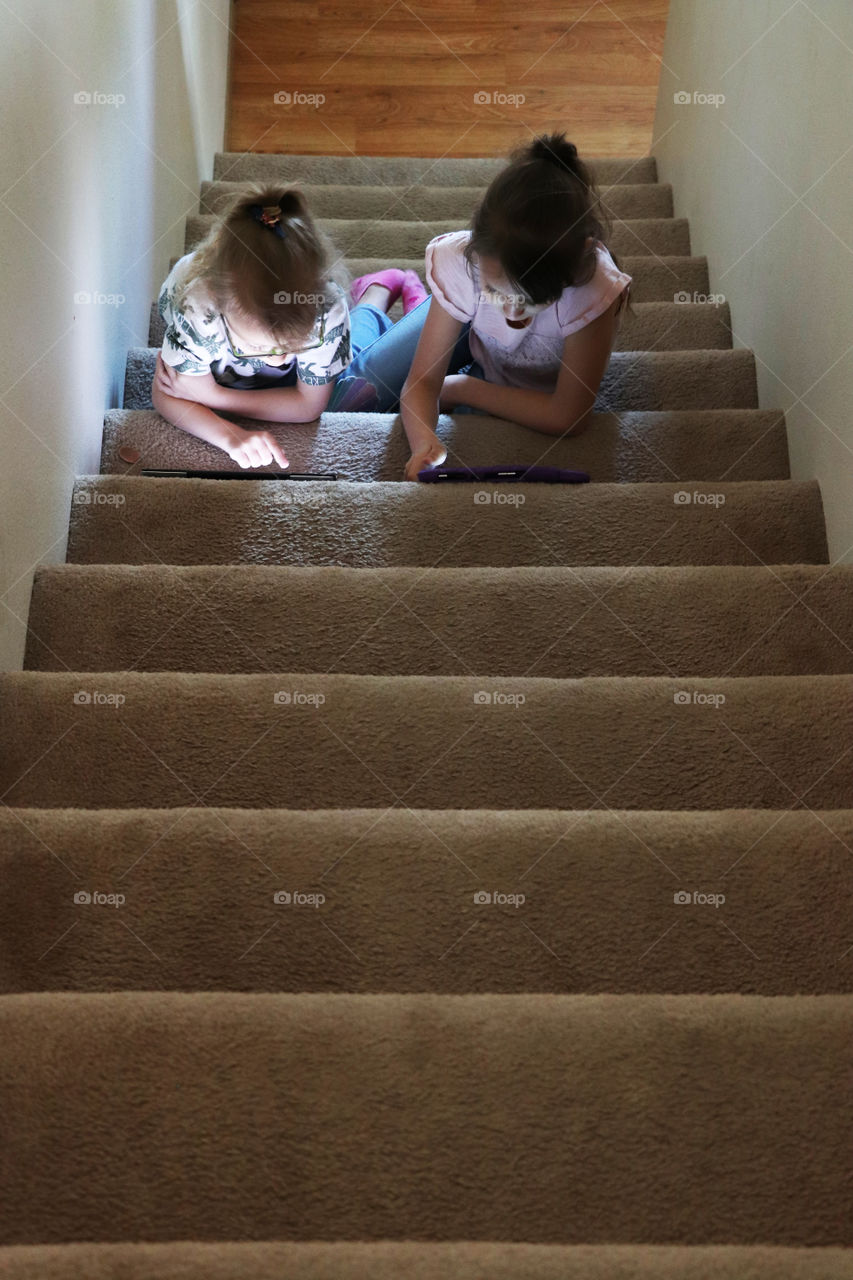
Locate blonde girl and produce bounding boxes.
[152,185,350,469]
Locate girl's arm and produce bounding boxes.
[154,358,334,423]
[399,299,465,481]
[439,293,624,436]
[151,356,289,469]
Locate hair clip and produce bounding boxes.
[249,203,287,239]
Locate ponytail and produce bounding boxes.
[177,182,347,343]
[464,131,632,317]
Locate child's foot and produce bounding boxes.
[401,270,428,314]
[350,269,406,309]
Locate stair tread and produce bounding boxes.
[2,671,850,810]
[1,1242,852,1280]
[2,1242,853,1280]
[101,406,788,481]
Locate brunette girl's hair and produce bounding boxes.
[177,183,348,342]
[464,132,634,319]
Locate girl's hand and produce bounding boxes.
[223,427,289,470]
[404,433,447,482]
[154,354,223,406]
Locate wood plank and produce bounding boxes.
[227,0,669,157]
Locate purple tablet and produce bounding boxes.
[417,464,590,484]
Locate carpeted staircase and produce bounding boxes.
[1,151,852,1278]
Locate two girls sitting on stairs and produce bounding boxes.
[152,133,633,479]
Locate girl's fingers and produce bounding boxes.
[267,436,289,469]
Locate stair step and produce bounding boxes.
[25,564,851,676]
[147,297,732,353]
[1,991,850,1245]
[213,151,660,187]
[66,477,826,569]
[167,253,713,303]
[3,807,852,995]
[185,213,691,257]
[101,407,789,482]
[124,346,758,412]
[1,672,850,809]
[201,179,675,221]
[1,1243,852,1280]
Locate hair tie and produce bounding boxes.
[250,203,287,239]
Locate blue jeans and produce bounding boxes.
[327,297,483,413]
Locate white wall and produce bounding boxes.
[0,0,231,669]
[652,0,853,563]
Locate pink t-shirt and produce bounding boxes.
[425,230,632,391]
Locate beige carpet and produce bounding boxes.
[25,563,853,675]
[2,807,852,995]
[1,993,852,1246]
[2,1243,853,1279]
[2,149,852,1276]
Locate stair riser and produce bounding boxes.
[124,347,757,412]
[185,213,691,257]
[65,479,825,569]
[200,180,675,221]
[212,152,659,186]
[1,674,850,810]
[0,991,850,1246]
[148,299,732,352]
[166,254,714,304]
[25,565,853,676]
[3,809,851,996]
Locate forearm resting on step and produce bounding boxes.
[151,385,239,453]
[444,374,591,436]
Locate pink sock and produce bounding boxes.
[401,270,428,315]
[350,269,406,307]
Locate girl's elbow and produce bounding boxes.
[544,404,592,437]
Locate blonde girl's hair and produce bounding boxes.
[176,183,349,343]
[464,132,635,321]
